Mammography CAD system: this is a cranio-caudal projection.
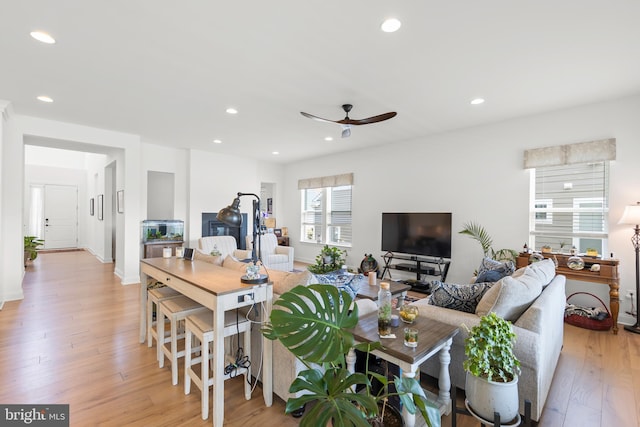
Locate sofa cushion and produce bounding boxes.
[428,281,494,313]
[475,259,552,321]
[475,257,515,283]
[222,255,247,271]
[194,250,223,266]
[270,269,312,295]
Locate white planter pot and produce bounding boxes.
[465,371,519,422]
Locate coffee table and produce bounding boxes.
[347,311,459,427]
[357,279,411,307]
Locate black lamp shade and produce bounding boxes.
[217,197,242,226]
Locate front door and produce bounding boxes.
[44,184,78,249]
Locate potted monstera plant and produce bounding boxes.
[262,284,441,427]
[463,312,521,423]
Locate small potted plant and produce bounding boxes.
[262,284,441,427]
[307,245,346,274]
[24,236,44,267]
[463,312,521,423]
[541,245,552,254]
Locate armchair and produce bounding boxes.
[246,233,294,272]
[197,236,251,263]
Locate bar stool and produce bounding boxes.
[184,309,251,420]
[158,295,209,385]
[147,286,181,349]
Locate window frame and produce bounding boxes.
[300,185,352,247]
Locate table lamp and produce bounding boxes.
[217,192,268,284]
[619,201,640,334]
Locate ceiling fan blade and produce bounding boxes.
[337,111,397,125]
[341,125,351,138]
[300,111,339,124]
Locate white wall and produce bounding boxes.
[282,94,640,325]
[0,101,24,303]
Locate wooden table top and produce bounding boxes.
[357,280,411,300]
[141,257,267,296]
[351,311,459,365]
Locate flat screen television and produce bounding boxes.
[381,212,452,258]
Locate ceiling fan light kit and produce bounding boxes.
[300,104,397,138]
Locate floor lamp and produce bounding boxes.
[217,192,268,284]
[619,201,640,334]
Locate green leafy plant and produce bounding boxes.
[307,245,347,274]
[24,236,44,262]
[463,312,521,383]
[262,284,441,427]
[459,222,518,262]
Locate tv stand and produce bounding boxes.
[381,252,450,293]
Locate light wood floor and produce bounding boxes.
[1,251,639,426]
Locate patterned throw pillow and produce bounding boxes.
[475,257,515,283]
[311,271,366,301]
[428,281,494,313]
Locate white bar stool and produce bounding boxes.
[158,295,208,385]
[147,286,181,348]
[184,309,252,420]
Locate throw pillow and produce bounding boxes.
[310,271,366,301]
[475,263,545,321]
[475,257,515,284]
[271,270,312,295]
[194,250,223,266]
[222,255,247,271]
[427,281,494,313]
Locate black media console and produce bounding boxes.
[380,252,451,294]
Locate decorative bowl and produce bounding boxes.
[567,256,585,270]
[399,304,419,323]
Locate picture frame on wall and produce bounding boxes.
[90,198,95,216]
[97,194,104,220]
[274,228,282,237]
[117,190,124,213]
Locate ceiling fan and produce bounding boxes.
[300,104,397,138]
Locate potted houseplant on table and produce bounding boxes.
[262,284,441,427]
[463,312,521,423]
[24,236,44,267]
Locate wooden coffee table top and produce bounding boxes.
[351,311,459,365]
[357,280,411,300]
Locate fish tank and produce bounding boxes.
[141,220,184,243]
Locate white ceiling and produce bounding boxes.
[2,1,640,163]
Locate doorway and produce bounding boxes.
[28,184,78,249]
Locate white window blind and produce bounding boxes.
[299,174,353,246]
[526,139,614,255]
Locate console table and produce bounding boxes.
[139,257,273,426]
[516,252,620,334]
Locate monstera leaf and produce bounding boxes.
[262,284,359,365]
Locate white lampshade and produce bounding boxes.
[618,202,640,225]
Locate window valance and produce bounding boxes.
[523,138,616,169]
[298,173,354,190]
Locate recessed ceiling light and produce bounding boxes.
[37,95,53,103]
[225,107,238,114]
[213,139,222,144]
[381,18,402,33]
[470,98,485,105]
[272,151,279,155]
[30,31,56,44]
[324,136,333,141]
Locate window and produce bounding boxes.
[530,161,609,254]
[299,173,353,246]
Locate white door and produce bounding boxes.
[44,185,78,249]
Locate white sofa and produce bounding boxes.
[197,236,251,263]
[246,233,294,272]
[414,259,565,421]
